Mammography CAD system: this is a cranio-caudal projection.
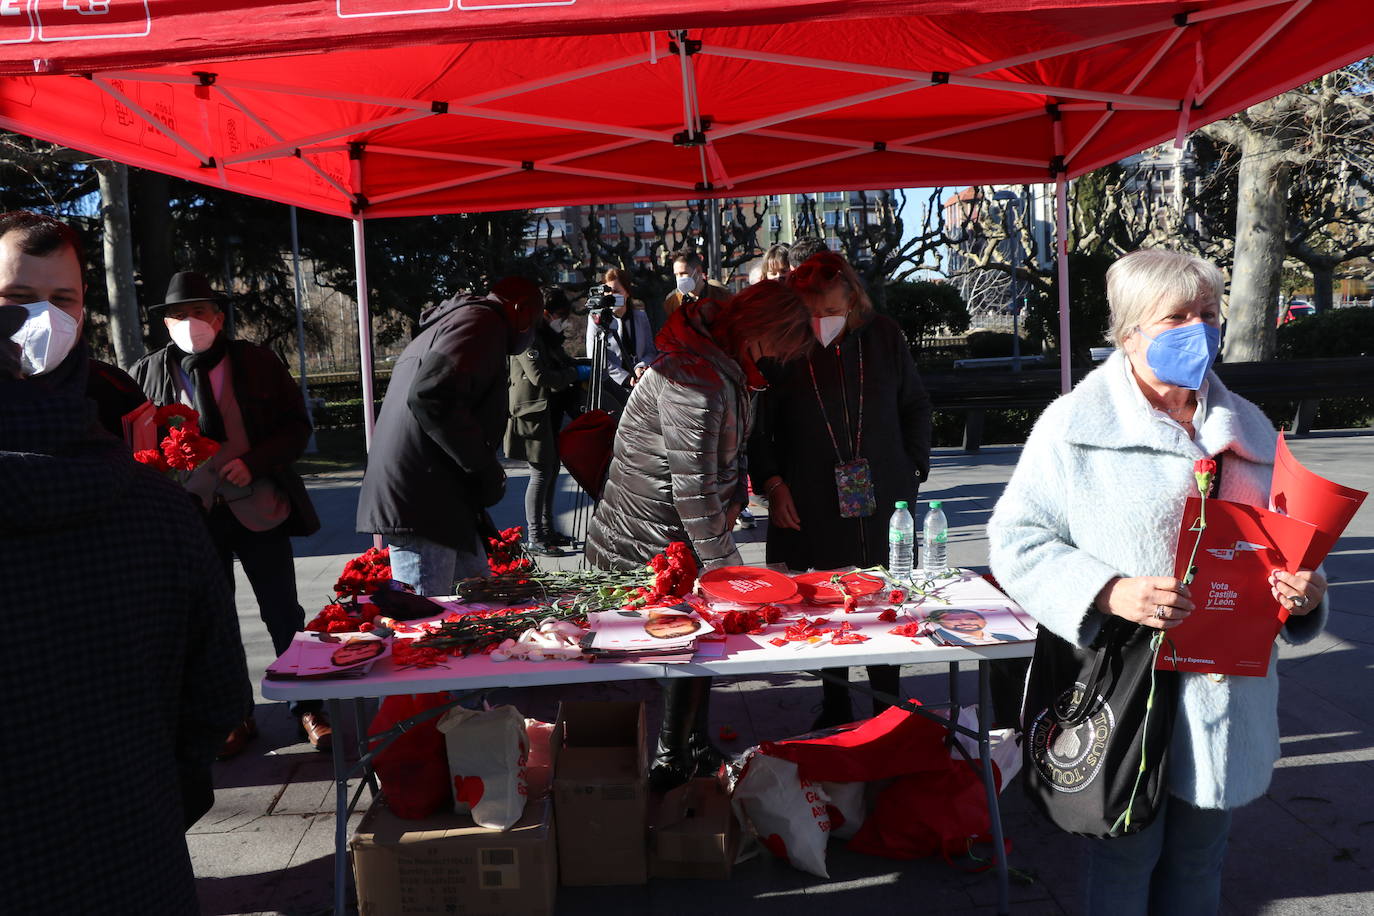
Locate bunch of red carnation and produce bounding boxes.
[487,526,533,575]
[134,405,220,476]
[306,603,368,634]
[648,541,698,599]
[716,604,784,635]
[334,546,392,600]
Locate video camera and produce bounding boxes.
[587,283,619,328]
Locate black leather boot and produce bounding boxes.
[810,668,855,731]
[685,678,727,777]
[649,678,702,793]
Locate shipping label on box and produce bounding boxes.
[351,794,556,916]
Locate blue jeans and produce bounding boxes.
[389,532,490,596]
[1085,793,1232,916]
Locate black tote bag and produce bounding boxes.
[1021,616,1179,838]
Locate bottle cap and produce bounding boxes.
[894,500,908,509]
[930,500,943,508]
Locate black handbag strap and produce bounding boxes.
[1057,636,1113,727]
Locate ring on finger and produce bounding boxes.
[1290,595,1308,609]
[1154,605,1169,621]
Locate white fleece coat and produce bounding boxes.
[989,351,1327,810]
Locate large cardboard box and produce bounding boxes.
[551,700,649,886]
[651,777,740,880]
[350,793,556,916]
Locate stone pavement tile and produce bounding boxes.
[192,816,313,914]
[1223,793,1374,915]
[190,783,278,835]
[268,808,367,916]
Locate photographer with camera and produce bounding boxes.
[583,268,654,405]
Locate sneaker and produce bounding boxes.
[735,508,757,530]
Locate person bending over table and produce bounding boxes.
[585,280,813,791]
[749,250,932,728]
[988,249,1328,916]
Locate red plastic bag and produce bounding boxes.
[759,705,951,783]
[847,757,1002,861]
[368,692,452,819]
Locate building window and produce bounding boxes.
[769,214,781,231]
[823,191,843,202]
[824,210,843,227]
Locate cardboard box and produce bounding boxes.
[551,701,648,886]
[651,777,740,880]
[351,793,556,916]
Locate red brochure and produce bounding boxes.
[1270,433,1368,570]
[1158,497,1318,677]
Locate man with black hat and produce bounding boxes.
[132,271,327,757]
[358,277,540,595]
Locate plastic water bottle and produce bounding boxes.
[921,500,949,574]
[888,500,915,579]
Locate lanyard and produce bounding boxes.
[808,337,864,463]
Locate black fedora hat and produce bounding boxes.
[149,271,227,313]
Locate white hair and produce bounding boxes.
[1106,249,1224,347]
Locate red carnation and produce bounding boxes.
[154,403,200,432]
[133,448,171,474]
[161,424,220,471]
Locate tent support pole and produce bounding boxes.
[290,206,317,453]
[353,216,383,552]
[1055,176,1072,394]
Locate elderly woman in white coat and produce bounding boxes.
[988,249,1328,916]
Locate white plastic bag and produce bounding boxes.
[820,781,865,840]
[953,706,1022,789]
[731,750,833,878]
[435,704,529,829]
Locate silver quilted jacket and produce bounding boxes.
[585,301,748,571]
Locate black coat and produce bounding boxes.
[0,381,250,915]
[749,312,932,570]
[131,339,320,537]
[357,295,510,549]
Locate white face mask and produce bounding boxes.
[168,316,219,354]
[10,300,80,377]
[811,315,846,347]
[675,274,696,296]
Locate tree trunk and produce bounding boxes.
[94,160,145,369]
[131,169,173,350]
[1310,265,1334,312]
[1225,135,1289,363]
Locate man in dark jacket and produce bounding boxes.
[357,277,539,595]
[0,309,251,914]
[132,271,325,756]
[0,210,147,437]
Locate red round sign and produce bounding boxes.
[793,571,886,604]
[698,566,799,604]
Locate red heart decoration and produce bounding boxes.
[762,833,789,862]
[453,774,485,809]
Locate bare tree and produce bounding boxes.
[1199,63,1374,361]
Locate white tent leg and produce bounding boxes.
[353,216,382,551]
[353,217,377,450]
[1055,176,1072,394]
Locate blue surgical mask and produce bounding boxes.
[1137,322,1220,390]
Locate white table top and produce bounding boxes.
[260,569,1037,701]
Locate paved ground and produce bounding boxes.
[191,431,1374,915]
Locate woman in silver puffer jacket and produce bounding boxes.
[585,280,813,788]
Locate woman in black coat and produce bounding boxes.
[749,250,933,727]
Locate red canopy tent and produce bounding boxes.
[3,4,1368,909]
[3,0,1371,423]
